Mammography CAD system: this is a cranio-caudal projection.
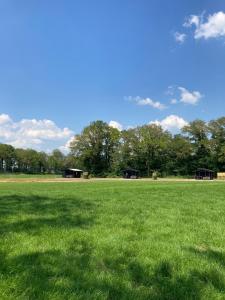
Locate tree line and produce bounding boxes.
[0,146,75,174]
[1,117,225,176]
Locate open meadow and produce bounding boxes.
[0,180,225,299]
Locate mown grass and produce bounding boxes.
[0,173,61,179]
[0,181,225,299]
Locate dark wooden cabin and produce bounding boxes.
[63,168,83,178]
[123,168,139,179]
[195,168,214,180]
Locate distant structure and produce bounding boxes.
[123,168,139,179]
[195,168,214,180]
[217,172,225,180]
[63,168,83,178]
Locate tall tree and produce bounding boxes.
[0,144,16,172]
[166,134,193,175]
[137,124,171,176]
[48,150,65,173]
[208,117,225,171]
[113,128,140,173]
[70,121,120,175]
[182,120,211,169]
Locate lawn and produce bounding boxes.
[0,181,225,300]
[0,173,61,179]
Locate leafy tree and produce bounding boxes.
[166,135,193,175]
[112,128,140,173]
[1,117,225,177]
[48,150,65,174]
[137,124,171,176]
[38,152,49,173]
[182,120,211,169]
[208,117,225,171]
[70,121,120,175]
[0,144,16,172]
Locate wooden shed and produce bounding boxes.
[63,168,83,178]
[123,168,139,179]
[195,168,214,180]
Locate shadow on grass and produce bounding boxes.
[1,241,225,299]
[0,194,96,235]
[188,246,225,268]
[1,193,225,299]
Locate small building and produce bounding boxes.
[195,168,214,180]
[63,168,83,178]
[123,168,139,179]
[217,172,225,180]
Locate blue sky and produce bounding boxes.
[0,0,225,151]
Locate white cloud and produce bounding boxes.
[184,11,225,39]
[150,115,188,132]
[184,14,201,28]
[178,87,202,105]
[0,114,74,151]
[174,32,187,43]
[59,136,75,153]
[17,119,72,140]
[109,120,123,131]
[138,98,166,110]
[128,96,166,110]
[166,86,203,105]
[170,98,178,104]
[0,114,12,125]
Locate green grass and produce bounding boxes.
[0,181,225,299]
[0,173,61,179]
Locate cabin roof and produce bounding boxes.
[123,168,139,172]
[196,168,214,173]
[66,168,83,172]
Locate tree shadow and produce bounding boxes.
[188,246,225,268]
[1,193,225,299]
[0,194,94,217]
[2,241,224,299]
[102,256,204,300]
[0,194,96,236]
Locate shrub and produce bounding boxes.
[152,171,158,180]
[83,172,89,179]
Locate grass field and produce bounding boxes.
[0,181,225,299]
[0,173,60,179]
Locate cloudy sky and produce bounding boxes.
[0,0,225,151]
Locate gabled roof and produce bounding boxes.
[123,168,139,172]
[67,168,83,172]
[197,168,214,172]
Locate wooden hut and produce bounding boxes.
[123,168,139,179]
[63,168,83,178]
[195,168,214,180]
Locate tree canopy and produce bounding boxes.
[1,117,225,176]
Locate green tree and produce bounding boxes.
[70,121,120,175]
[112,128,140,173]
[166,135,193,175]
[137,124,171,176]
[48,150,65,174]
[115,125,171,176]
[208,117,225,171]
[0,144,16,172]
[182,120,211,169]
[38,151,49,173]
[15,149,41,173]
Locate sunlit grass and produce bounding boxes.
[0,181,225,299]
